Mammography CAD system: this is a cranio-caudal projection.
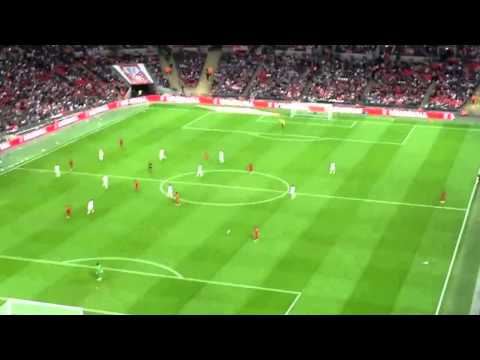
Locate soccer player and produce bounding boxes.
[159,148,167,161]
[87,199,95,215]
[54,164,61,178]
[279,119,286,129]
[252,226,260,242]
[102,175,109,189]
[247,163,254,174]
[98,148,104,161]
[65,205,72,220]
[440,191,447,205]
[148,161,153,173]
[134,180,140,192]
[68,159,74,171]
[289,184,296,200]
[119,138,124,149]
[175,192,181,206]
[196,164,204,177]
[329,162,336,175]
[96,262,103,282]
[203,151,209,161]
[477,169,480,184]
[219,150,225,164]
[167,183,174,199]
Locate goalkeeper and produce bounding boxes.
[279,119,286,129]
[96,262,104,282]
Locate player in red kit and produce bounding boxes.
[68,159,74,171]
[65,205,72,219]
[203,151,209,161]
[440,191,447,205]
[134,180,140,192]
[175,192,181,206]
[247,163,254,174]
[252,226,260,242]
[119,138,124,149]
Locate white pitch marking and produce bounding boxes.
[181,112,212,129]
[16,167,467,212]
[401,125,416,145]
[0,254,300,296]
[64,257,184,279]
[435,174,479,315]
[256,118,354,129]
[0,106,148,177]
[0,296,125,315]
[285,292,302,315]
[183,126,403,145]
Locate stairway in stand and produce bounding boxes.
[420,82,437,108]
[191,48,223,96]
[159,53,181,92]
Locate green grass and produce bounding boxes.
[0,104,479,314]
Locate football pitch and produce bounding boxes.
[1,103,480,314]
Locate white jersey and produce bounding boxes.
[87,200,95,214]
[196,165,204,177]
[219,151,225,164]
[289,185,296,199]
[330,162,336,171]
[102,175,109,189]
[159,149,166,161]
[167,185,174,198]
[99,149,104,161]
[54,165,61,177]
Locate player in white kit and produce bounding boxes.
[196,165,204,177]
[329,162,336,175]
[166,183,174,199]
[98,149,104,161]
[54,164,61,178]
[219,150,225,164]
[87,199,95,215]
[102,175,109,189]
[159,149,167,161]
[289,184,296,200]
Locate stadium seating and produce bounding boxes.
[211,51,262,97]
[174,50,206,87]
[1,45,480,134]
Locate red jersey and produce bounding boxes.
[134,180,140,191]
[247,163,254,172]
[203,151,209,161]
[68,160,74,170]
[253,227,260,240]
[175,192,180,205]
[440,191,447,203]
[119,139,124,148]
[65,206,72,219]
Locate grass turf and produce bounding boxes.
[0,104,479,314]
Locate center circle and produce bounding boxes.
[160,169,290,207]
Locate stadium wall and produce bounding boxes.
[0,95,456,154]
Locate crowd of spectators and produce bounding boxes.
[248,54,311,100]
[211,51,262,97]
[425,60,480,110]
[302,57,371,104]
[2,45,480,136]
[174,50,206,87]
[364,60,434,108]
[0,45,171,134]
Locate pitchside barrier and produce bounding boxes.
[0,95,456,154]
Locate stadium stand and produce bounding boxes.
[174,50,206,88]
[2,45,480,135]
